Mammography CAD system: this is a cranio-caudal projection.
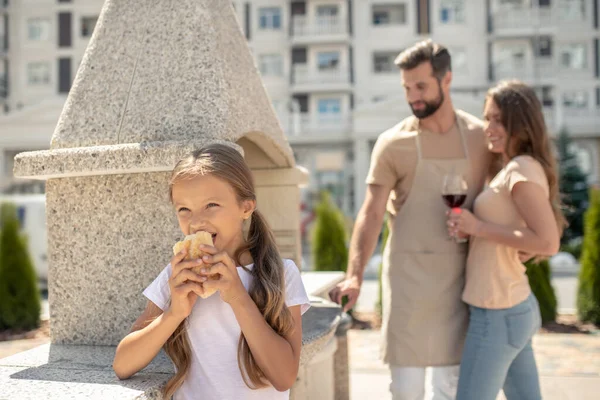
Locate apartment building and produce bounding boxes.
[2,0,600,217]
[0,0,99,191]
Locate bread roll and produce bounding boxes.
[172,231,219,298]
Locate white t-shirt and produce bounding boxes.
[143,258,311,400]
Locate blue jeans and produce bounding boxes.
[456,293,542,400]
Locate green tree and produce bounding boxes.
[0,203,41,331]
[557,128,589,243]
[525,259,557,324]
[376,219,389,316]
[311,191,348,273]
[577,188,600,325]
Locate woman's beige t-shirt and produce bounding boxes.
[462,155,550,309]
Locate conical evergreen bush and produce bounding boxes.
[577,188,600,325]
[0,203,41,331]
[525,259,557,324]
[311,191,348,273]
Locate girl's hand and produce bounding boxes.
[167,249,206,320]
[447,208,483,237]
[197,245,246,304]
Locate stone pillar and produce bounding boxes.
[12,0,301,346]
[334,312,352,400]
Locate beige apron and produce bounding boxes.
[381,117,479,367]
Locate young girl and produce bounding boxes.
[113,143,311,399]
[447,80,565,400]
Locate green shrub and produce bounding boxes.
[311,191,348,272]
[560,236,583,261]
[0,203,41,331]
[557,128,589,243]
[525,259,557,324]
[376,219,389,317]
[577,188,600,325]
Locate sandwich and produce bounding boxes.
[173,231,219,298]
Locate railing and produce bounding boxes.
[493,59,555,81]
[562,108,600,131]
[278,112,352,136]
[493,6,587,31]
[493,7,553,30]
[292,15,346,37]
[292,64,349,85]
[542,108,555,131]
[0,73,7,99]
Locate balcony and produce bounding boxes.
[291,15,349,43]
[492,59,555,82]
[278,112,352,142]
[0,35,6,58]
[292,64,351,92]
[562,108,600,135]
[492,6,590,35]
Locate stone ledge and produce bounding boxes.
[13,139,240,180]
[0,299,341,400]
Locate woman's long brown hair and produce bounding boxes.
[486,80,567,235]
[161,143,294,399]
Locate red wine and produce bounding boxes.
[442,194,467,208]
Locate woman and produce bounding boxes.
[447,80,566,400]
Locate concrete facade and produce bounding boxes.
[1,0,600,216]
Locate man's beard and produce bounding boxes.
[410,87,444,119]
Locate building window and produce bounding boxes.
[58,12,72,47]
[372,4,407,25]
[81,16,98,37]
[259,54,283,76]
[259,7,281,30]
[318,98,341,114]
[27,19,51,41]
[58,57,72,93]
[316,5,338,17]
[373,51,400,73]
[557,0,585,21]
[541,86,554,106]
[27,62,51,85]
[560,43,587,70]
[317,52,340,70]
[563,90,588,109]
[497,0,529,8]
[440,0,465,24]
[447,47,467,74]
[535,36,553,57]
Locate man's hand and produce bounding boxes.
[329,276,362,312]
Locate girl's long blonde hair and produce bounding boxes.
[162,143,294,398]
[486,80,567,235]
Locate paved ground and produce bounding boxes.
[349,329,600,400]
[2,270,598,399]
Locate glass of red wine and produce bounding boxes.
[442,173,468,243]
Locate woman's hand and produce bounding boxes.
[167,249,206,320]
[197,245,247,304]
[447,208,483,237]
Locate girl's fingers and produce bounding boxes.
[201,251,236,271]
[176,282,204,297]
[197,262,228,277]
[172,269,206,286]
[172,258,203,277]
[170,249,188,269]
[198,244,219,255]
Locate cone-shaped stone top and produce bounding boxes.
[14,0,294,179]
